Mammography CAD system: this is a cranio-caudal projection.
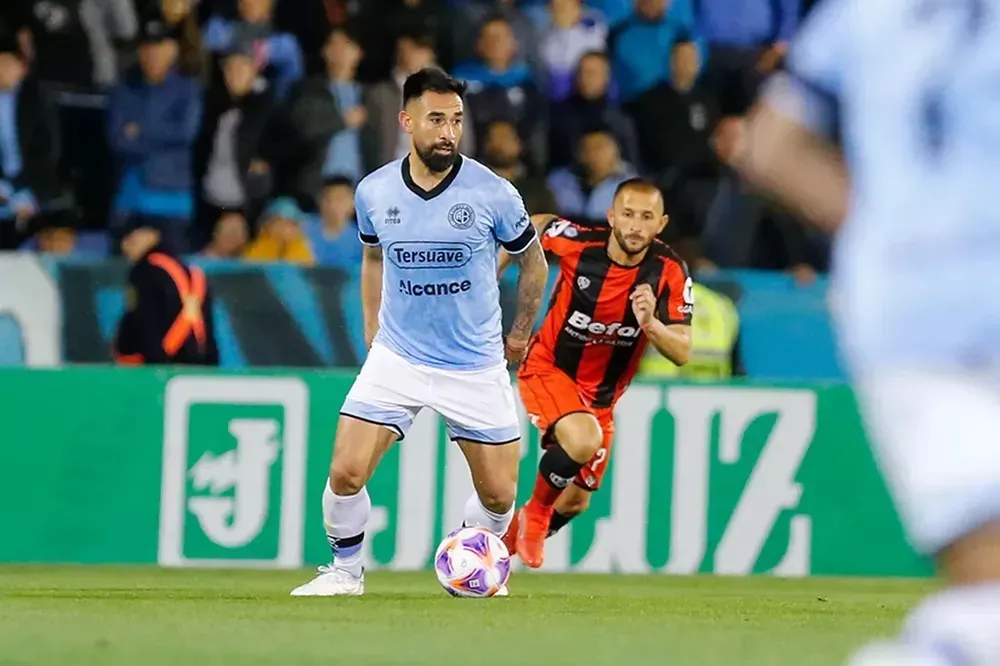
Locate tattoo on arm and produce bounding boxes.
[508,239,547,339]
[364,245,383,261]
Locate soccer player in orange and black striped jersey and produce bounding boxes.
[497,178,693,568]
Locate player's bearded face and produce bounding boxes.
[609,188,668,256]
[414,135,458,173]
[612,225,655,256]
[407,93,463,173]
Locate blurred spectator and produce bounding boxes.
[629,38,720,242]
[701,178,825,282]
[270,0,349,70]
[19,211,111,257]
[151,0,206,79]
[366,31,474,168]
[481,120,556,216]
[107,19,201,254]
[696,0,799,115]
[201,210,250,259]
[19,0,137,90]
[114,224,220,366]
[584,0,633,27]
[244,196,315,265]
[539,0,607,101]
[0,35,66,250]
[321,26,366,183]
[548,50,637,170]
[305,175,362,270]
[453,16,547,170]
[18,0,138,231]
[194,39,275,250]
[452,0,542,81]
[264,27,348,211]
[204,0,304,99]
[607,0,698,103]
[357,0,453,83]
[547,128,635,223]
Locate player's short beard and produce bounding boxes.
[414,141,458,174]
[612,227,651,257]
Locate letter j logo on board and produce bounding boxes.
[158,376,309,569]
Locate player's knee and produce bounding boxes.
[554,413,604,461]
[477,483,516,515]
[329,461,367,496]
[555,488,592,517]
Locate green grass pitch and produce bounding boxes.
[0,567,936,665]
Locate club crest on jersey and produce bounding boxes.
[576,276,591,290]
[385,207,401,224]
[448,203,475,230]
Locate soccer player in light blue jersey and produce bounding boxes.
[291,68,548,597]
[725,0,1000,663]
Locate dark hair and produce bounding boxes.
[327,22,361,46]
[322,174,354,189]
[402,67,467,106]
[672,33,695,48]
[578,49,608,64]
[397,30,436,52]
[480,13,512,32]
[613,177,663,200]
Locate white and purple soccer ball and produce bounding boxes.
[434,526,511,598]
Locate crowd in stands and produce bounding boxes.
[0,0,830,279]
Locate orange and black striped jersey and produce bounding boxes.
[521,218,693,408]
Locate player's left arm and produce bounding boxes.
[718,0,849,233]
[631,263,694,366]
[493,182,548,364]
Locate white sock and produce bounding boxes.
[899,584,1000,663]
[322,481,370,577]
[463,493,514,536]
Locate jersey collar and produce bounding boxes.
[401,154,464,201]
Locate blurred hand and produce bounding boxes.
[712,116,747,165]
[789,263,818,287]
[249,159,269,175]
[756,44,786,74]
[124,123,140,140]
[343,106,367,129]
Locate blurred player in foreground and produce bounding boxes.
[291,68,548,597]
[497,179,693,568]
[722,0,1000,663]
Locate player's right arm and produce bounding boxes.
[355,184,382,349]
[720,0,849,233]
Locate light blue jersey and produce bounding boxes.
[355,154,535,371]
[767,0,1000,370]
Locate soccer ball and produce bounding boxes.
[433,526,511,597]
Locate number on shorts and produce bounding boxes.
[591,447,608,472]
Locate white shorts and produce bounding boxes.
[340,343,520,444]
[856,368,1000,555]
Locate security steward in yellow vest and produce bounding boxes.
[640,282,739,379]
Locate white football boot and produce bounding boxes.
[847,642,952,666]
[290,564,364,597]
